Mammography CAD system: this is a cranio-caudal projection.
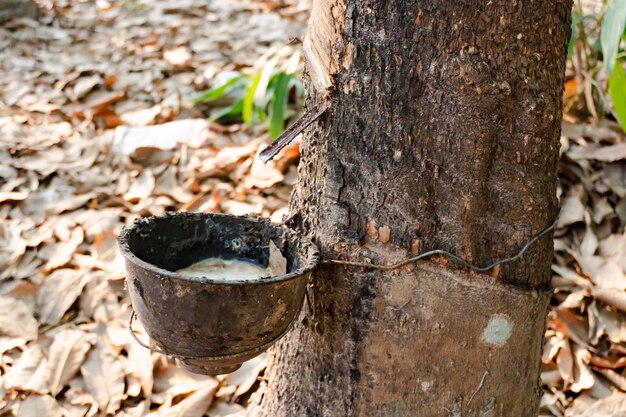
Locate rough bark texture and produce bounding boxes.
[251,1,571,416]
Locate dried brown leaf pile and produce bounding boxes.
[541,118,626,416]
[0,0,307,416]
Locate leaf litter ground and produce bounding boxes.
[1,1,626,416]
[1,0,304,416]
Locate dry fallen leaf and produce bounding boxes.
[556,339,574,387]
[592,288,626,313]
[62,376,96,409]
[113,119,210,155]
[4,344,50,394]
[568,143,626,162]
[153,382,218,417]
[542,334,563,364]
[0,337,28,355]
[595,368,626,392]
[124,169,156,203]
[37,269,88,326]
[574,255,626,290]
[224,353,267,401]
[154,166,193,204]
[0,191,28,202]
[60,403,93,417]
[47,329,94,395]
[558,195,586,227]
[83,90,125,110]
[207,401,246,417]
[267,240,287,277]
[570,346,595,393]
[551,308,592,349]
[16,394,62,417]
[579,393,626,417]
[580,221,598,257]
[120,105,163,126]
[541,367,562,387]
[243,145,284,189]
[0,295,38,341]
[44,227,84,271]
[153,365,214,405]
[0,220,28,275]
[596,306,626,343]
[80,324,125,415]
[566,393,598,417]
[125,336,155,399]
[164,47,192,66]
[70,74,103,101]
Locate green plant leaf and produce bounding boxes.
[193,75,245,105]
[255,59,279,115]
[568,12,577,57]
[210,98,244,122]
[255,107,267,123]
[601,0,626,75]
[243,73,261,125]
[269,72,291,140]
[609,59,626,131]
[242,58,279,125]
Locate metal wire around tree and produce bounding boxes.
[323,209,562,272]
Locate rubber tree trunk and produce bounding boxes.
[251,1,571,416]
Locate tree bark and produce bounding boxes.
[251,1,571,416]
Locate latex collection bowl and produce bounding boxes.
[117,212,319,375]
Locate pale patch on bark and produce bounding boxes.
[343,43,355,69]
[420,380,433,392]
[303,36,331,93]
[384,274,419,309]
[304,0,350,94]
[303,0,336,92]
[482,314,513,347]
[343,79,355,94]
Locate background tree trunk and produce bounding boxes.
[0,0,40,22]
[251,1,571,416]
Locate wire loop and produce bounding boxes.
[128,311,206,359]
[324,209,562,272]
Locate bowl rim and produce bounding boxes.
[117,212,319,286]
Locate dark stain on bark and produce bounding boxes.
[348,270,376,401]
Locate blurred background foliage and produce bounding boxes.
[567,0,626,130]
[193,46,304,140]
[192,0,626,143]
